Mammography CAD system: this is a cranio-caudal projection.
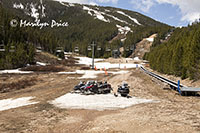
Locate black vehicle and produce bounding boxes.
[117,82,130,97]
[73,80,112,95]
[80,81,97,94]
[98,81,113,94]
[73,81,85,91]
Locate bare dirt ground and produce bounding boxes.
[0,60,200,133]
[131,34,157,59]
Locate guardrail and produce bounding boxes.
[140,66,199,96]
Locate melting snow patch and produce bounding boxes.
[117,11,141,25]
[83,6,110,23]
[0,69,33,74]
[116,24,132,35]
[77,70,104,79]
[30,3,39,21]
[0,97,38,112]
[50,93,154,111]
[69,3,75,6]
[105,9,110,12]
[77,56,104,65]
[106,14,128,24]
[36,62,47,66]
[59,1,74,7]
[146,38,154,42]
[13,3,24,9]
[121,38,126,42]
[134,57,140,61]
[58,70,129,79]
[76,56,140,69]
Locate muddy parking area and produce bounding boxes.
[0,64,200,133]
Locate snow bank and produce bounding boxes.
[0,97,38,112]
[58,70,129,79]
[77,56,139,69]
[50,93,154,111]
[0,69,33,74]
[77,57,104,65]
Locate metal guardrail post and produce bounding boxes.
[177,80,181,94]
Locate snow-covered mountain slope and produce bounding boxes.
[1,0,170,57]
[3,0,165,28]
[13,0,46,21]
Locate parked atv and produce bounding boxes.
[117,82,130,97]
[98,81,113,94]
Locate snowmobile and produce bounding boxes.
[117,82,130,97]
[81,81,98,95]
[98,81,113,94]
[73,80,112,95]
[73,81,86,93]
[73,81,85,90]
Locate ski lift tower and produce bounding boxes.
[87,41,101,69]
[88,42,101,69]
[91,41,96,69]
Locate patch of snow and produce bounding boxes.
[36,62,46,66]
[69,3,75,6]
[77,70,104,79]
[59,1,69,7]
[13,3,24,9]
[65,56,68,60]
[83,6,110,23]
[50,93,155,111]
[105,9,110,12]
[39,0,46,17]
[134,57,140,61]
[58,70,129,79]
[64,52,73,55]
[106,14,128,24]
[30,3,39,21]
[77,56,140,69]
[41,5,46,17]
[58,72,77,74]
[77,57,104,65]
[116,24,132,35]
[0,97,38,112]
[146,38,154,42]
[95,7,99,10]
[0,69,33,74]
[121,38,127,42]
[117,11,141,25]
